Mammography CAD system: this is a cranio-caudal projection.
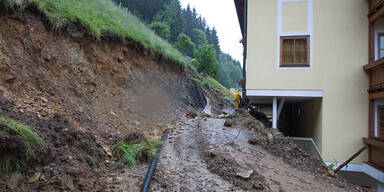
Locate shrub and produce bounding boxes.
[195,45,219,79]
[114,138,162,167]
[175,33,196,57]
[149,21,170,41]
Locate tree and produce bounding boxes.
[191,28,208,48]
[149,22,170,41]
[195,44,219,78]
[113,0,172,23]
[175,33,196,57]
[218,53,242,88]
[207,27,221,55]
[157,0,186,43]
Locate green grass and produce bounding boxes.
[3,0,187,66]
[0,156,25,174]
[114,139,162,167]
[86,155,98,167]
[0,117,45,160]
[205,76,234,98]
[189,65,234,97]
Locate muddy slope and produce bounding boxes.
[0,9,205,191]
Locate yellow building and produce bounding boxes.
[234,0,383,183]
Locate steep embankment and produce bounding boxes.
[0,9,206,191]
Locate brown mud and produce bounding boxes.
[151,101,370,192]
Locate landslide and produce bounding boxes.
[0,8,206,191]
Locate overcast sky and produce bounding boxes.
[179,0,243,66]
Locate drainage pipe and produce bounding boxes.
[140,129,169,192]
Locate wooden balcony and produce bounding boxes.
[364,58,384,98]
[369,0,384,23]
[369,0,384,13]
[363,137,384,170]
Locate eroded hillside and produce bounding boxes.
[0,9,206,191]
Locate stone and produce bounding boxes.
[28,172,41,183]
[267,133,274,144]
[6,76,15,83]
[41,97,48,103]
[186,112,197,119]
[236,169,254,179]
[248,139,261,145]
[133,120,141,126]
[253,184,264,190]
[224,120,232,127]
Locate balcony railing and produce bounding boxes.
[364,58,384,98]
[370,0,384,13]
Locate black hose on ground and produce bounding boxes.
[140,129,169,192]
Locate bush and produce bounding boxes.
[195,44,219,79]
[148,21,170,41]
[175,33,196,57]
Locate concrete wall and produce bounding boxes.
[246,0,369,163]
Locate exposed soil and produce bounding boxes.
[151,101,369,192]
[0,9,206,191]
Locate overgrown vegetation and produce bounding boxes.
[114,139,162,167]
[2,0,187,66]
[205,76,234,98]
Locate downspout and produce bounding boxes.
[242,0,248,106]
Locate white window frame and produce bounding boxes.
[277,0,313,69]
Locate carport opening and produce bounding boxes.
[277,98,322,141]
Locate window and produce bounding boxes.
[377,105,384,138]
[280,36,310,67]
[378,33,384,59]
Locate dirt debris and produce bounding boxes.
[0,8,207,192]
[151,99,370,192]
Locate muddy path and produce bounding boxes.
[150,101,355,192]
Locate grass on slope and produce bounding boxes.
[114,139,162,167]
[3,0,186,66]
[0,117,45,173]
[206,76,234,98]
[0,117,45,160]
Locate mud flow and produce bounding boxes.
[151,100,364,192]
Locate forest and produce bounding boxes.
[113,0,242,89]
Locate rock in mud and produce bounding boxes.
[28,172,41,183]
[236,169,254,179]
[267,133,274,144]
[186,112,197,119]
[224,119,232,127]
[248,138,262,145]
[253,183,264,190]
[123,132,146,144]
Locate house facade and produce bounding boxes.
[234,0,383,183]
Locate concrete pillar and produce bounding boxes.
[273,97,277,129]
